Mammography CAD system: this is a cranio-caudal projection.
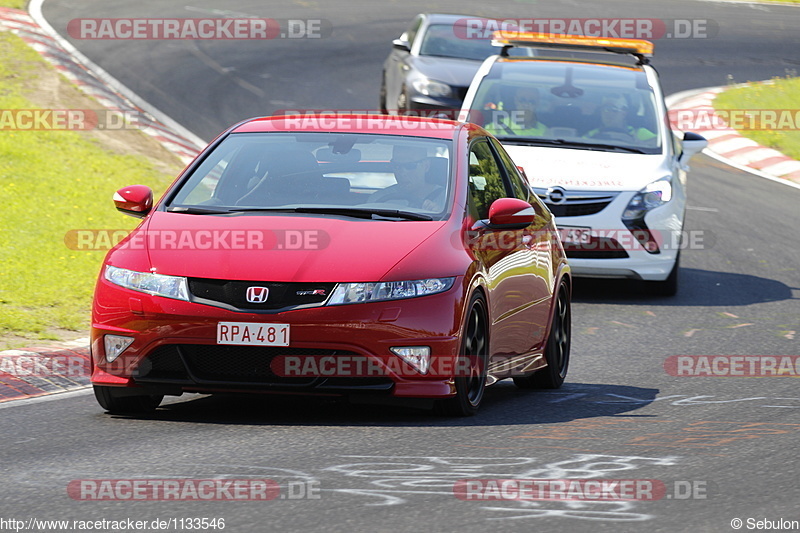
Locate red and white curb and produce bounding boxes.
[0,344,91,402]
[0,6,206,164]
[0,6,205,402]
[667,86,800,187]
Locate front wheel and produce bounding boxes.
[514,280,571,389]
[646,252,679,297]
[435,293,489,416]
[379,73,388,113]
[94,385,163,414]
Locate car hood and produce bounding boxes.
[503,145,672,192]
[412,56,483,88]
[137,212,448,282]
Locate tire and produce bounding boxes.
[435,293,489,416]
[94,385,163,414]
[514,280,571,389]
[397,87,409,115]
[647,251,679,297]
[379,74,388,114]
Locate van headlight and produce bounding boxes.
[622,176,673,221]
[621,177,673,255]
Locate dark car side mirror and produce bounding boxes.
[486,197,536,229]
[392,38,411,52]
[113,185,153,218]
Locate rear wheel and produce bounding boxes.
[514,280,571,389]
[435,293,488,416]
[94,385,163,414]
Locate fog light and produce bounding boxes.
[390,347,431,374]
[104,335,134,363]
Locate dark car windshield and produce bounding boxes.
[463,60,663,154]
[168,132,453,220]
[419,24,532,61]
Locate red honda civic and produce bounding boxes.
[91,114,571,416]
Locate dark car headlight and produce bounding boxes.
[411,78,453,98]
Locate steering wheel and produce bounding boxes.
[377,186,445,210]
[593,127,635,142]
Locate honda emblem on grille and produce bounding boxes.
[246,286,270,303]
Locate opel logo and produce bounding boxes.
[546,186,567,205]
[246,286,269,303]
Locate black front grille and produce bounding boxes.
[188,279,336,311]
[545,201,612,217]
[564,237,629,259]
[134,345,393,392]
[533,188,618,218]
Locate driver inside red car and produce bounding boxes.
[370,145,444,210]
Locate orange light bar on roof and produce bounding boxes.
[492,30,654,57]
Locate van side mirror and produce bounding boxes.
[679,132,708,171]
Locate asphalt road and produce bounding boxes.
[3,1,799,532]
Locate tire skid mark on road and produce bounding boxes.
[511,417,800,450]
[319,453,679,521]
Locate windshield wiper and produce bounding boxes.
[228,206,434,221]
[166,206,233,214]
[495,137,646,154]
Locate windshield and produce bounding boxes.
[419,24,530,61]
[463,60,663,154]
[168,132,453,219]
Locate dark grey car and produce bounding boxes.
[380,13,514,116]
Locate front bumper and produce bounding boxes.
[91,278,466,398]
[553,193,683,282]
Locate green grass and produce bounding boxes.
[0,1,27,9]
[714,76,800,161]
[0,32,178,342]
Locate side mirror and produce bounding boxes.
[486,197,536,229]
[678,132,708,171]
[392,38,411,52]
[113,185,153,218]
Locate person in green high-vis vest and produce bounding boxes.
[585,94,655,142]
[484,86,547,137]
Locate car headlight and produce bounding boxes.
[411,78,453,98]
[622,176,673,221]
[104,265,189,301]
[621,177,672,255]
[327,278,455,305]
